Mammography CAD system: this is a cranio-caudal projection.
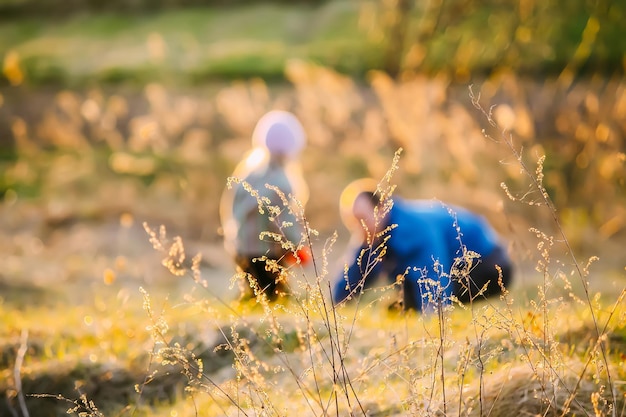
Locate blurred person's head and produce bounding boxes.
[340,178,388,241]
[252,110,306,159]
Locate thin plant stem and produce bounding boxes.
[470,85,618,414]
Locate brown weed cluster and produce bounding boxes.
[2,62,625,252]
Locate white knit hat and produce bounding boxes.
[252,110,306,157]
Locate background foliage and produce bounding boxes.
[1,0,624,85]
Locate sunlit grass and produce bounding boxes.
[1,256,625,416]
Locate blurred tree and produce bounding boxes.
[366,0,625,80]
[382,0,413,78]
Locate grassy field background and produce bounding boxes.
[0,1,373,85]
[1,1,625,416]
[1,0,625,86]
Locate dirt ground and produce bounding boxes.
[0,190,354,311]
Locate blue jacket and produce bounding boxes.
[333,198,502,311]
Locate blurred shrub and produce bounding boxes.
[367,0,626,79]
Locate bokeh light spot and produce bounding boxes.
[103,269,116,285]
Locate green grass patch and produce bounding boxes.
[0,1,370,86]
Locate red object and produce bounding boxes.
[284,248,311,265]
[296,248,311,265]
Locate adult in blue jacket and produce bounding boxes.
[333,179,513,312]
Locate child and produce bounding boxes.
[220,110,309,301]
[333,178,513,312]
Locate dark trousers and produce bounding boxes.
[452,245,513,303]
[234,255,288,301]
